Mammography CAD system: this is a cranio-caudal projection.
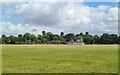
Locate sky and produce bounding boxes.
[0,1,119,36]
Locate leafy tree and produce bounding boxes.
[35,39,41,44]
[119,36,120,44]
[42,31,46,36]
[17,34,23,44]
[51,40,61,44]
[60,32,64,37]
[9,35,16,44]
[57,35,66,44]
[83,35,94,44]
[1,32,119,44]
[46,32,53,41]
[38,35,42,40]
[110,34,118,44]
[41,38,49,44]
[85,32,89,35]
[100,33,114,44]
[23,33,31,40]
[30,34,36,42]
[80,32,83,36]
[76,34,80,37]
[65,33,75,42]
[53,35,59,40]
[94,35,100,44]
[2,35,10,44]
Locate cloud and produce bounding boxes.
[0,0,84,2]
[1,0,119,2]
[1,2,118,35]
[1,21,63,36]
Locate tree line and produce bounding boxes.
[0,31,120,44]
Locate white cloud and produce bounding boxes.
[0,0,84,2]
[1,0,119,2]
[1,2,118,35]
[1,21,62,36]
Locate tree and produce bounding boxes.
[17,34,23,44]
[2,35,10,44]
[110,34,118,44]
[42,31,46,36]
[2,35,6,38]
[65,33,75,42]
[60,32,64,37]
[58,37,66,44]
[30,34,36,42]
[46,32,53,41]
[2,35,6,44]
[51,40,61,44]
[94,35,100,44]
[0,38,2,44]
[76,34,80,37]
[85,32,89,35]
[1,31,119,44]
[18,34,22,38]
[41,38,49,44]
[100,33,111,44]
[38,35,42,40]
[119,36,120,44]
[9,35,17,44]
[23,33,31,40]
[80,32,83,36]
[83,35,94,44]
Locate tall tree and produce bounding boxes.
[2,35,10,44]
[65,33,75,42]
[100,33,111,44]
[110,34,118,44]
[23,33,31,40]
[60,32,64,37]
[83,35,94,44]
[80,32,83,36]
[85,32,89,35]
[1,31,119,44]
[119,36,120,44]
[17,34,23,44]
[46,32,53,41]
[94,35,100,44]
[30,34,36,42]
[42,31,46,36]
[9,35,16,44]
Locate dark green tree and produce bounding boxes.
[60,32,64,37]
[46,32,53,41]
[30,34,36,42]
[42,31,46,36]
[80,32,83,36]
[17,34,23,44]
[9,35,17,44]
[100,33,111,44]
[2,35,10,44]
[94,35,100,44]
[65,33,75,42]
[110,34,118,44]
[85,32,89,35]
[23,33,31,40]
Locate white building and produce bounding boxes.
[69,38,84,45]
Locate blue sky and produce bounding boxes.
[84,2,118,7]
[0,2,118,36]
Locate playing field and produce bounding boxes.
[2,45,118,73]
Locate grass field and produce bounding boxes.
[2,45,118,73]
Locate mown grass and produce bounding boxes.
[2,45,118,73]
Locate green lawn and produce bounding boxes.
[2,45,118,73]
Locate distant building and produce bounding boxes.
[69,38,84,45]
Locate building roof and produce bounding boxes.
[69,39,84,44]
